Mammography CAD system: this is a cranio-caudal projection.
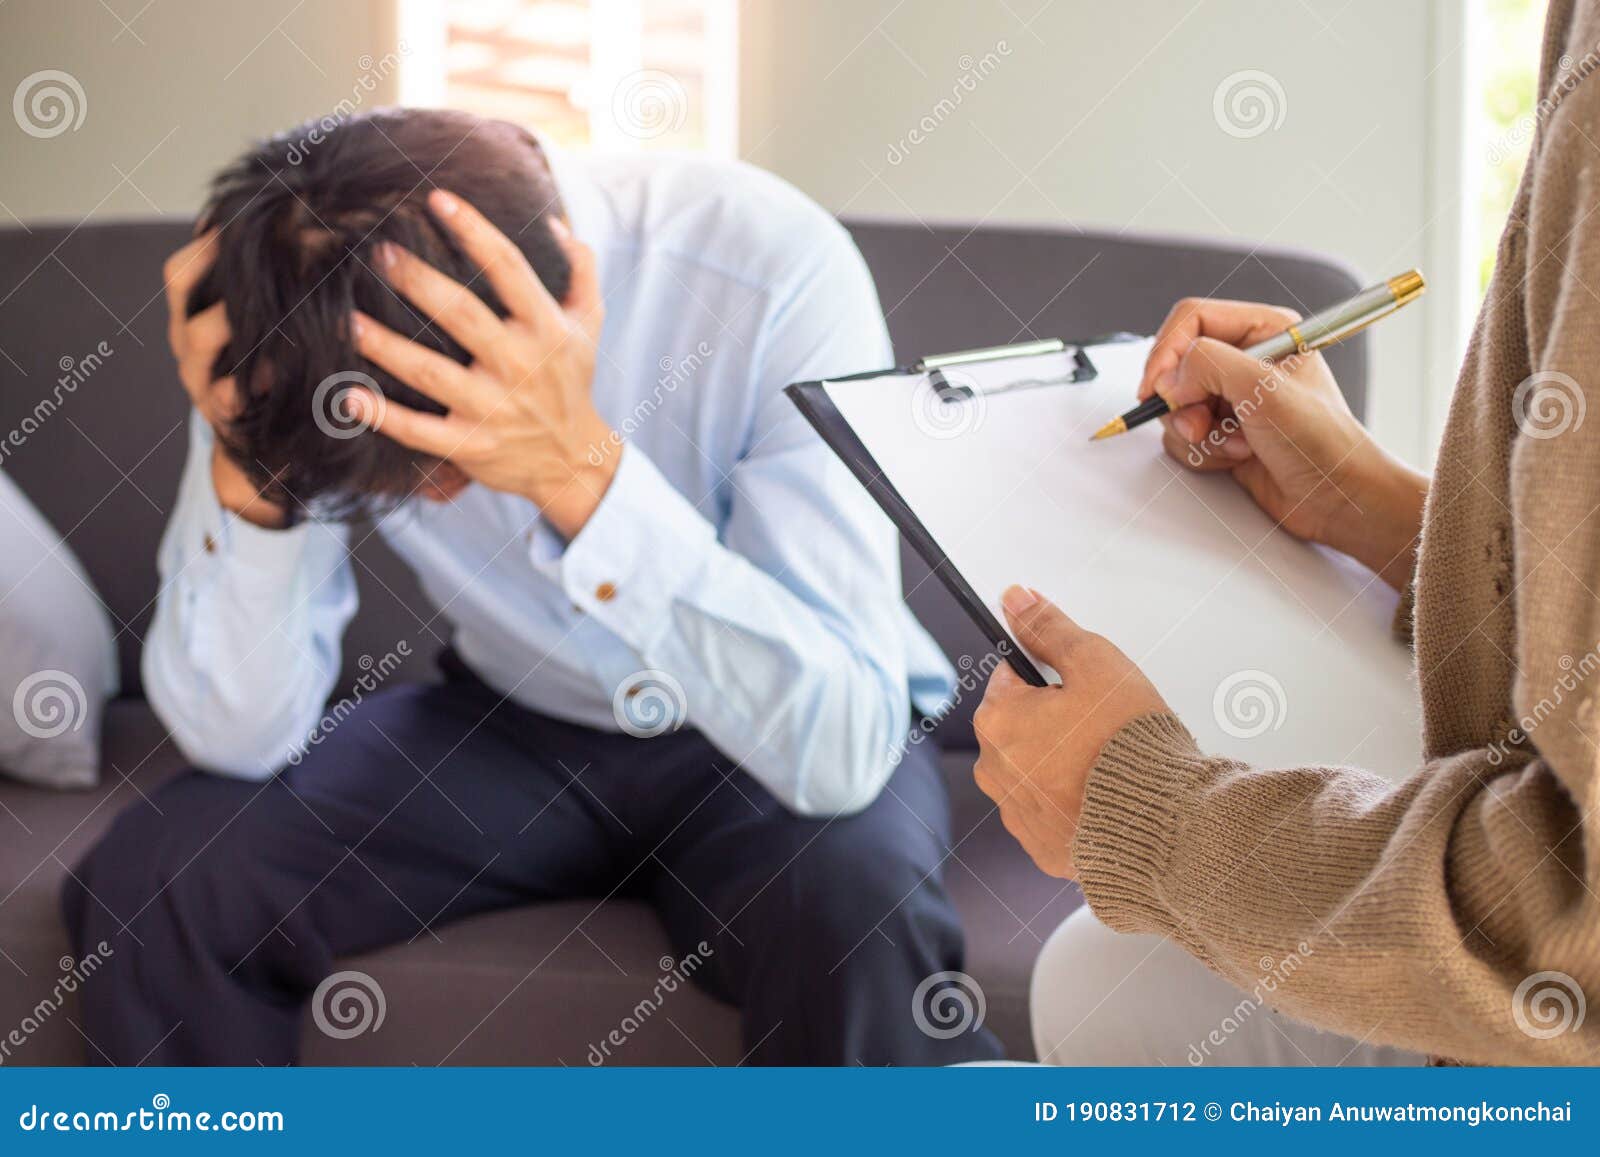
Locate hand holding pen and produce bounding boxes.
[1091,271,1424,440]
[1125,292,1431,594]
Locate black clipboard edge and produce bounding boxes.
[785,378,1049,687]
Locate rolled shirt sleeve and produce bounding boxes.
[141,411,356,779]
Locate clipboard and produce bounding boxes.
[787,335,1141,687]
[786,334,1425,781]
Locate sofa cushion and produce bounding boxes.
[0,468,118,790]
[0,702,1073,1065]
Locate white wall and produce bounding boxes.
[738,0,1475,465]
[0,0,399,220]
[1,0,1473,463]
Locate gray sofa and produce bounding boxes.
[0,215,1366,1064]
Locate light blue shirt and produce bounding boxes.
[144,149,955,816]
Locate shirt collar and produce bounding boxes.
[540,139,614,283]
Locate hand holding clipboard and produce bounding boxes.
[786,314,1424,780]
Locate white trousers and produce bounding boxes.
[1029,907,1425,1066]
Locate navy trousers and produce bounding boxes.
[62,656,1000,1066]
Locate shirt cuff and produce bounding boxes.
[220,515,315,587]
[532,444,717,651]
[193,471,315,590]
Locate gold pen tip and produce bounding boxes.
[1089,417,1127,441]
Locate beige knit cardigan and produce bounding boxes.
[1075,0,1600,1065]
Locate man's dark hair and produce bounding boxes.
[189,107,571,518]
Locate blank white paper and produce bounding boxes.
[822,339,1422,783]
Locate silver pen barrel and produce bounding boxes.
[1244,269,1424,360]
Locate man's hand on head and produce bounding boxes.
[162,230,288,530]
[349,189,616,541]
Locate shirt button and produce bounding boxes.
[594,581,617,602]
[203,534,217,554]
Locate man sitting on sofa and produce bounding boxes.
[62,108,998,1066]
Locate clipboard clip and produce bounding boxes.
[918,337,1099,403]
[915,337,1071,373]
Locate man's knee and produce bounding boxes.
[764,820,953,971]
[64,796,170,945]
[63,772,275,953]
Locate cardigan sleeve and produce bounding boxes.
[1071,74,1600,1067]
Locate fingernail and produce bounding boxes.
[1152,369,1177,406]
[1002,585,1038,615]
[375,242,396,271]
[350,312,365,339]
[547,215,570,239]
[429,189,458,217]
[1221,434,1253,460]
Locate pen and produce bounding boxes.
[1088,269,1426,441]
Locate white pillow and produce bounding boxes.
[0,468,118,789]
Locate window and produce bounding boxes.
[1418,0,1546,460]
[399,0,738,154]
[1476,0,1546,289]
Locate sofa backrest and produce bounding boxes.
[0,217,1366,750]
